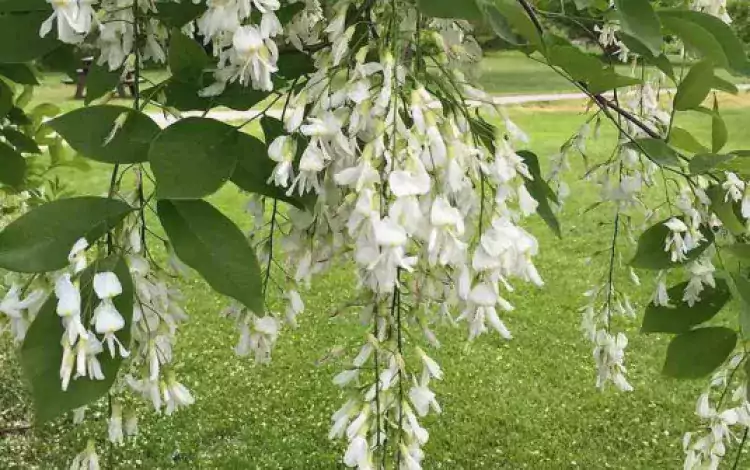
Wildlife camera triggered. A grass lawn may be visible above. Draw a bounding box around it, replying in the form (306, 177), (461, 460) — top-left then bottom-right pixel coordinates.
(3, 93), (750, 468)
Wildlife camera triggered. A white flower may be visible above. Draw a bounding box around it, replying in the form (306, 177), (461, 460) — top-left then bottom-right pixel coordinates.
(268, 136), (297, 187)
(334, 369), (359, 387)
(55, 274), (81, 318)
(722, 172), (745, 202)
(69, 440), (100, 470)
(93, 300), (129, 358)
(416, 347), (443, 380)
(517, 184), (538, 216)
(68, 238), (89, 273)
(40, 0), (96, 45)
(163, 377), (195, 415)
(93, 272), (122, 300)
(231, 25), (279, 91)
(108, 402), (123, 446)
(343, 435), (370, 468)
(285, 289), (304, 327)
(409, 383), (441, 417)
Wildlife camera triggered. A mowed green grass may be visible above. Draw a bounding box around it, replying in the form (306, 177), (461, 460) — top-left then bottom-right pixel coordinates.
(3, 77), (750, 468)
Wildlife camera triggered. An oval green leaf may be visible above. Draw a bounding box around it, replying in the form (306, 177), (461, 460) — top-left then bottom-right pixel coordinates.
(150, 117), (239, 199)
(662, 327), (736, 379)
(158, 200), (264, 314)
(642, 280), (730, 334)
(0, 197), (133, 273)
(48, 105), (160, 164)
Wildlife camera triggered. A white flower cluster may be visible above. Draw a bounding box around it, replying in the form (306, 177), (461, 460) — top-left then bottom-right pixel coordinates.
(594, 22), (630, 63)
(198, 0), (285, 93)
(40, 0), (168, 71)
(244, 2), (545, 466)
(684, 354), (750, 469)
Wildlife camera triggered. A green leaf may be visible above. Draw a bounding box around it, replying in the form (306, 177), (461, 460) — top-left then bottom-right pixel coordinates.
(161, 79), (270, 112)
(688, 153), (734, 174)
(155, 0), (206, 28)
(548, 45), (603, 82)
(158, 200), (264, 314)
(2, 128), (41, 154)
(276, 3), (304, 25)
(626, 138), (682, 167)
(588, 71), (642, 95)
(0, 0), (49, 11)
(630, 218), (714, 270)
(674, 60), (714, 111)
(0, 80), (13, 119)
(84, 62), (121, 105)
(21, 255), (133, 423)
(659, 13), (729, 68)
(480, 1), (522, 45)
(149, 117), (239, 199)
(669, 127), (709, 154)
(276, 51), (315, 80)
(418, 0), (482, 21)
(0, 64), (39, 85)
(0, 12), (59, 63)
(48, 105), (160, 164)
(662, 327), (736, 379)
(642, 280), (730, 333)
(707, 185), (745, 236)
(725, 244), (750, 260)
(518, 150), (561, 237)
(0, 141), (26, 187)
(711, 97), (728, 153)
(713, 75), (739, 94)
(487, 0), (544, 50)
(169, 29), (211, 83)
(0, 197), (133, 273)
(614, 0), (662, 56)
(659, 10), (750, 75)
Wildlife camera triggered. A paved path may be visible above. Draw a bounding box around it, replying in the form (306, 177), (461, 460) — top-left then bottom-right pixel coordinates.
(147, 84), (750, 127)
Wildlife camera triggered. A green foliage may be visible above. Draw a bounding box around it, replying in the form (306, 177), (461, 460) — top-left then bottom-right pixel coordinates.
(641, 280), (731, 333)
(157, 199), (264, 315)
(2, 128), (40, 154)
(669, 127), (709, 154)
(0, 64), (39, 85)
(488, 0), (544, 50)
(614, 0), (662, 56)
(626, 138), (681, 167)
(662, 327), (737, 378)
(150, 117), (239, 199)
(0, 12), (58, 63)
(517, 150), (561, 237)
(0, 142), (26, 187)
(660, 10), (750, 74)
(20, 255), (134, 423)
(418, 0), (483, 21)
(83, 62), (121, 105)
(688, 153), (734, 174)
(711, 97), (728, 153)
(673, 60), (714, 111)
(0, 197), (132, 273)
(48, 105), (160, 164)
(169, 29), (211, 84)
(154, 0), (206, 28)
(630, 218), (714, 270)
(706, 185), (746, 235)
